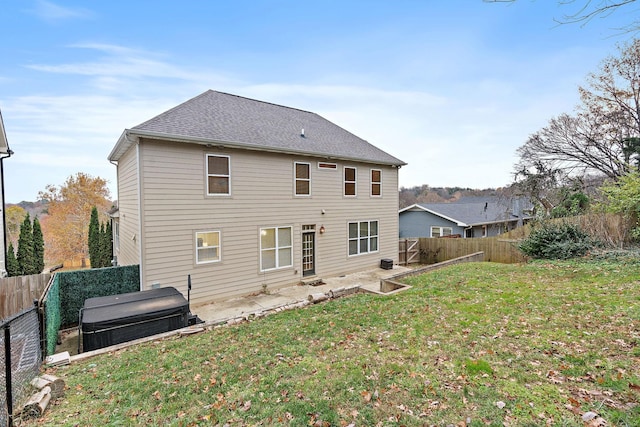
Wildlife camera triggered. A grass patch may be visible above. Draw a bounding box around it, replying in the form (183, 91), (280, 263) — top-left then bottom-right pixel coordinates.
(28, 259), (640, 426)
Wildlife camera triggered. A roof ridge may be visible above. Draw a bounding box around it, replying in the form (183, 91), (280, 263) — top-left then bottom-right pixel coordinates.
(132, 90), (215, 130)
(209, 90), (320, 116)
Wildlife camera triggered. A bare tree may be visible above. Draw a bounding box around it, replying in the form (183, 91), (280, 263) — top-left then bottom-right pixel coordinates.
(484, 0), (638, 31)
(516, 39), (640, 183)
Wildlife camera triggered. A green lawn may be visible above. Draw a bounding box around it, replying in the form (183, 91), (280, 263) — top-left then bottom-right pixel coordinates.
(29, 259), (640, 426)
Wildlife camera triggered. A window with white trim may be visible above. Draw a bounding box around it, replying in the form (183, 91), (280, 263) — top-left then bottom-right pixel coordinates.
(348, 220), (378, 255)
(294, 162), (311, 196)
(371, 169), (381, 196)
(260, 226), (293, 271)
(430, 226), (452, 238)
(344, 167), (356, 196)
(206, 154), (230, 195)
(196, 231), (221, 264)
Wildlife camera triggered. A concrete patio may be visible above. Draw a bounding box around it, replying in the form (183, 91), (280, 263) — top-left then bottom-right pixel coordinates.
(191, 265), (411, 324)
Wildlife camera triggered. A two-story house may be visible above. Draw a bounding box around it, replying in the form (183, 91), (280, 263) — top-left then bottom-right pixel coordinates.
(108, 90), (406, 305)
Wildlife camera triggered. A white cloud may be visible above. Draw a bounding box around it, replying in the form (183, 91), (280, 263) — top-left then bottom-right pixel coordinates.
(29, 0), (93, 23)
(3, 39), (589, 202)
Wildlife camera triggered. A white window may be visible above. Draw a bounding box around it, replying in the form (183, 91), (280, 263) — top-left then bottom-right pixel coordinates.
(371, 169), (381, 197)
(431, 226), (453, 238)
(344, 167), (357, 196)
(260, 226), (293, 271)
(206, 154), (230, 195)
(348, 220), (378, 256)
(196, 231), (221, 264)
(294, 162), (311, 196)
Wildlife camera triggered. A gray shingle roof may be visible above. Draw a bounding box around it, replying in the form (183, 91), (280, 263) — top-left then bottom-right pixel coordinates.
(415, 196), (533, 226)
(109, 90), (405, 166)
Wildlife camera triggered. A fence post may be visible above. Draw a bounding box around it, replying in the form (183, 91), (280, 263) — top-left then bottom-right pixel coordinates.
(4, 325), (13, 426)
(403, 239), (408, 266)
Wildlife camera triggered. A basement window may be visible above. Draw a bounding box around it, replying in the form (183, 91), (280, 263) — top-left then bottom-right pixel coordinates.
(196, 231), (221, 264)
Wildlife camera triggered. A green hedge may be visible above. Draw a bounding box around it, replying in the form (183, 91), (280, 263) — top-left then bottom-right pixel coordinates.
(42, 265), (140, 355)
(59, 265), (140, 326)
(43, 274), (61, 356)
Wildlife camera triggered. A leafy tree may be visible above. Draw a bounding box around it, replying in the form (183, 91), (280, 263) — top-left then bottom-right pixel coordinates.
(102, 220), (113, 267)
(550, 188), (590, 218)
(32, 216), (45, 274)
(5, 205), (26, 248)
(6, 242), (19, 277)
(87, 206), (114, 268)
(88, 206), (101, 267)
(39, 172), (111, 266)
(599, 169), (640, 240)
(16, 213), (35, 275)
(622, 137), (640, 168)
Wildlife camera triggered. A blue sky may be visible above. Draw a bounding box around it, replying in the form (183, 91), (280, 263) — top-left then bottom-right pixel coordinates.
(0, 0), (635, 203)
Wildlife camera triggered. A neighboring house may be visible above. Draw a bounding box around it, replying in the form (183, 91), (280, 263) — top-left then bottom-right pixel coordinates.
(108, 90), (406, 305)
(0, 109), (13, 277)
(399, 196), (533, 238)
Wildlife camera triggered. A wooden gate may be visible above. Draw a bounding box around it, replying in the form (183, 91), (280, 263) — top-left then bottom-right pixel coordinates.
(398, 238), (419, 265)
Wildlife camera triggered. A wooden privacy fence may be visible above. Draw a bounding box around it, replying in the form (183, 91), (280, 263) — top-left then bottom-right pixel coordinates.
(0, 274), (52, 319)
(417, 236), (527, 264)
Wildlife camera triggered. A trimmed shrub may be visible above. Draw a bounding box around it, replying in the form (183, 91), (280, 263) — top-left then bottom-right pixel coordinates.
(518, 221), (598, 259)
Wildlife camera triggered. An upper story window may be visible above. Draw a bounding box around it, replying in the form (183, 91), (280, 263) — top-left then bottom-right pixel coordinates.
(344, 167), (357, 196)
(206, 154), (230, 195)
(260, 226), (293, 271)
(371, 169), (381, 197)
(348, 220), (378, 256)
(318, 162), (337, 170)
(295, 162), (311, 196)
(431, 226), (452, 238)
(196, 231), (221, 264)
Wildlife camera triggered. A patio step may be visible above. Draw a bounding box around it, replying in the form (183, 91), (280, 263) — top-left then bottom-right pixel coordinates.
(301, 277), (324, 286)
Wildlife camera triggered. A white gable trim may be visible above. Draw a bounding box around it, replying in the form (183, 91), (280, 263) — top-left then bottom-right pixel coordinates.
(399, 204), (468, 227)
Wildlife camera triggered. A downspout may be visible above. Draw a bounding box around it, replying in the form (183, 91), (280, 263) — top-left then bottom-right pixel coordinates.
(0, 149), (13, 276)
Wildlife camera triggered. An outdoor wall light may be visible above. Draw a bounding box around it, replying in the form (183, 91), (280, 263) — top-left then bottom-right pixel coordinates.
(319, 225), (325, 234)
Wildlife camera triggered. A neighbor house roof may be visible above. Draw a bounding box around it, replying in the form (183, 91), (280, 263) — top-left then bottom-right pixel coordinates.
(109, 90), (406, 166)
(399, 196), (533, 227)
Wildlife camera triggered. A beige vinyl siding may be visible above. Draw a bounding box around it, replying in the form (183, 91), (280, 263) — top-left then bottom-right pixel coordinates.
(136, 139), (400, 305)
(115, 144), (141, 267)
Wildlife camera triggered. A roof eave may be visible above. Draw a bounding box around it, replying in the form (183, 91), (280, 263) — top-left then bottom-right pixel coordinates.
(400, 204), (468, 227)
(113, 129), (407, 167)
